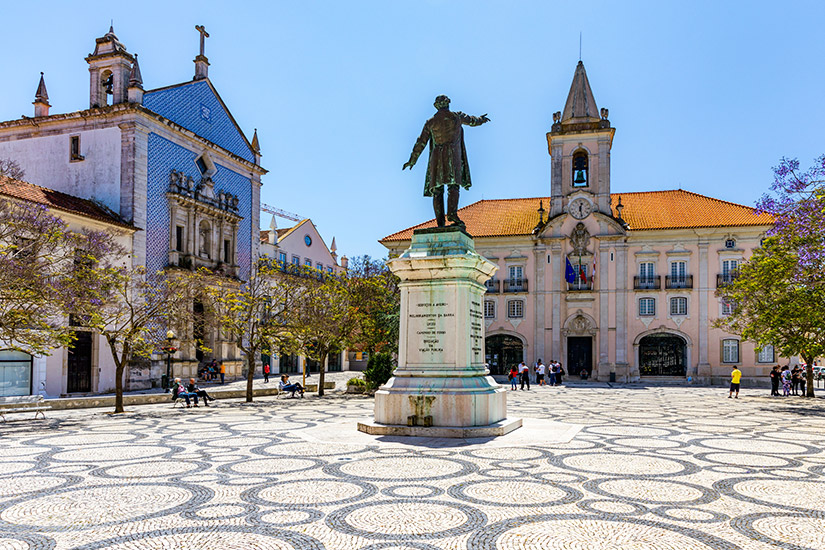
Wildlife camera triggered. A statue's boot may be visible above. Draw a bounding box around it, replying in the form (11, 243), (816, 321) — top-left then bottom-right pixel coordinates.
(446, 186), (464, 227)
(433, 189), (446, 227)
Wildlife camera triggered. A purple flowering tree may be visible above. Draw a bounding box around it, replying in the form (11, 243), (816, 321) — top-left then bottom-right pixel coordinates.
(717, 156), (825, 397)
(0, 197), (115, 355)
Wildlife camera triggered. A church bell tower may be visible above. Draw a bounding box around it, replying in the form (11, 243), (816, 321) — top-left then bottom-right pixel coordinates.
(86, 26), (135, 108)
(547, 61), (615, 218)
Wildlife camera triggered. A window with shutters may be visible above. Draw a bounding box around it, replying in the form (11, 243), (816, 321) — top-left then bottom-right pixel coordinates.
(670, 296), (687, 316)
(722, 339), (740, 363)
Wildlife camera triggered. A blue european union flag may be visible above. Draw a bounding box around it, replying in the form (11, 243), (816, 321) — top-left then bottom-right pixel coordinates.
(565, 257), (576, 284)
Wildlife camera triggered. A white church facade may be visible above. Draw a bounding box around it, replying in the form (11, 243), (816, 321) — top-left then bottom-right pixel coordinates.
(383, 62), (775, 386)
(0, 26), (265, 395)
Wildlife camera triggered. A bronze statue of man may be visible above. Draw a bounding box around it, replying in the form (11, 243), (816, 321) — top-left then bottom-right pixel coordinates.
(403, 95), (490, 227)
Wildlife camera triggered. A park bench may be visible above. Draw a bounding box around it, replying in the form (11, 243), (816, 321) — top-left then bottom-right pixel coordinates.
(0, 395), (51, 422)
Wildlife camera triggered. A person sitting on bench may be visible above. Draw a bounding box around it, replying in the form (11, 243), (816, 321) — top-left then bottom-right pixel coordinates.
(187, 378), (214, 406)
(172, 378), (199, 407)
(279, 374), (304, 398)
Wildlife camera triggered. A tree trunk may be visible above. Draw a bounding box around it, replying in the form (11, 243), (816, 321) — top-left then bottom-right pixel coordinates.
(114, 361), (125, 413)
(246, 350), (255, 403)
(804, 353), (816, 398)
(318, 350), (328, 397)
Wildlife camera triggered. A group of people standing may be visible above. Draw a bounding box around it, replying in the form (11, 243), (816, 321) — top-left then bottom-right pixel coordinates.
(770, 365), (808, 397)
(508, 359), (565, 390)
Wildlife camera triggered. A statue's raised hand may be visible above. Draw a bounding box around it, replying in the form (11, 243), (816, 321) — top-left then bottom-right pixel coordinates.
(403, 161), (415, 170)
(480, 114), (490, 124)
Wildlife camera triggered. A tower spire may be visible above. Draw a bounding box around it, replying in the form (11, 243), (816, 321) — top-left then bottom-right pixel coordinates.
(33, 72), (50, 117)
(129, 54), (143, 88)
(251, 128), (260, 153)
(561, 61), (599, 123)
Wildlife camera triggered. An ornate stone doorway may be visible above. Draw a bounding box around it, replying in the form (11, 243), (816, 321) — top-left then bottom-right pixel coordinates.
(639, 334), (687, 376)
(567, 336), (593, 377)
(485, 335), (523, 376)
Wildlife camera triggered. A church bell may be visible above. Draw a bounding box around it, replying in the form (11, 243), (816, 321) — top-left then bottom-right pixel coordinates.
(574, 170), (586, 184)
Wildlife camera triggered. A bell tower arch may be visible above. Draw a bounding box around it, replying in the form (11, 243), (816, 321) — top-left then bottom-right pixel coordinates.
(85, 26), (134, 107)
(547, 61), (616, 218)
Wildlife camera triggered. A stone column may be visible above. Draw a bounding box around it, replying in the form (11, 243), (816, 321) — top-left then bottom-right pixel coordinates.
(598, 241), (610, 381)
(697, 240), (710, 379)
(550, 241), (563, 363)
(533, 245), (546, 363)
(615, 241), (632, 380)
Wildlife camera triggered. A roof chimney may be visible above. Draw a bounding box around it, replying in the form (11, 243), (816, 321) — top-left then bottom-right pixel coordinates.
(33, 72), (50, 117)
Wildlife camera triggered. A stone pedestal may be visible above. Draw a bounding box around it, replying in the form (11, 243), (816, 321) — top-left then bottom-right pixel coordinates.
(359, 227), (519, 437)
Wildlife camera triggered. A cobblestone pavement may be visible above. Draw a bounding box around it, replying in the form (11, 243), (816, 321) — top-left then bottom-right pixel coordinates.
(1, 384), (824, 549)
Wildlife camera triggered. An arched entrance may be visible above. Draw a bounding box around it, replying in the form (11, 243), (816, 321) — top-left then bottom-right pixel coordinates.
(639, 333), (687, 376)
(485, 335), (523, 376)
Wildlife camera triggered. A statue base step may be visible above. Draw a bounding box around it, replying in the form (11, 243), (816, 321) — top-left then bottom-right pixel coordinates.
(357, 418), (522, 439)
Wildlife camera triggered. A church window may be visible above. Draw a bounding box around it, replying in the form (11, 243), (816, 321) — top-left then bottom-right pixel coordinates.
(507, 300), (524, 319)
(196, 157), (208, 174)
(484, 300), (496, 319)
(69, 136), (84, 161)
(572, 150), (588, 187)
(757, 344), (775, 363)
(722, 339), (740, 363)
(669, 297), (687, 316)
(639, 298), (655, 317)
(176, 226), (184, 252)
(194, 153), (216, 177)
(223, 239), (231, 263)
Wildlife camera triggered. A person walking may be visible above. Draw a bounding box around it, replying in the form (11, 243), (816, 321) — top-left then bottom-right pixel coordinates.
(769, 365), (780, 397)
(508, 365), (518, 390)
(556, 362), (564, 386)
(535, 359), (546, 386)
(263, 363), (270, 383)
(519, 362), (530, 390)
(728, 365), (741, 399)
(219, 362), (226, 385)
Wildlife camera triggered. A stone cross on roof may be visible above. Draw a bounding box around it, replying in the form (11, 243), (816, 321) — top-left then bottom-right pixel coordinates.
(195, 25), (209, 57)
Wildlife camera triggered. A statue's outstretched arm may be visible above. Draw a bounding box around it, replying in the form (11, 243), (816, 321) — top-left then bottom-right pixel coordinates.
(458, 112), (490, 126)
(403, 123), (430, 170)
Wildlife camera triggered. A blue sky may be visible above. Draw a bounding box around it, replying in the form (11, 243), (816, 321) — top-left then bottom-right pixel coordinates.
(1, 1), (823, 259)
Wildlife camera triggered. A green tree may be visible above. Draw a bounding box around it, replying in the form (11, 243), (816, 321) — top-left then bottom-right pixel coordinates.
(715, 237), (825, 397)
(346, 255), (400, 354)
(197, 260), (302, 403)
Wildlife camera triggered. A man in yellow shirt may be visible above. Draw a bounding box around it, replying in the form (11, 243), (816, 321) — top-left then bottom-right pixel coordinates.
(729, 366), (742, 399)
(219, 362), (226, 385)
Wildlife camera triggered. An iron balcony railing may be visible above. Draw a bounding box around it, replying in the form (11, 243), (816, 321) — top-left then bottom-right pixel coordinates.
(633, 275), (661, 290)
(503, 278), (528, 293)
(717, 272), (738, 287)
(567, 280), (593, 291)
(665, 274), (693, 289)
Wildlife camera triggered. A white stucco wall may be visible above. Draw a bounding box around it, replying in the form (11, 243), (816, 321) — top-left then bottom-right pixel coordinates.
(0, 127), (122, 212)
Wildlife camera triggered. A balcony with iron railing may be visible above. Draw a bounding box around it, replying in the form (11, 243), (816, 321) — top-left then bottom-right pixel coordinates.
(567, 279), (593, 292)
(633, 275), (661, 290)
(717, 272), (738, 287)
(665, 274), (693, 289)
(503, 278), (528, 293)
(484, 278), (500, 293)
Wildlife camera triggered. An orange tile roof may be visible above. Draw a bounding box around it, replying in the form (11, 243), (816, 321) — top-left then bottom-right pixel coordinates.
(380, 190), (774, 242)
(0, 175), (135, 229)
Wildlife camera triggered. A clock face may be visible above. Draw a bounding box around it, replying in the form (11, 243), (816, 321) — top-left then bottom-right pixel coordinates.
(304, 235), (312, 247)
(569, 198), (592, 220)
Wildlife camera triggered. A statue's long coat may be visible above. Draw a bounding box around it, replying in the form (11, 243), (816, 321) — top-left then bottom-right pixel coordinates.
(408, 109), (486, 197)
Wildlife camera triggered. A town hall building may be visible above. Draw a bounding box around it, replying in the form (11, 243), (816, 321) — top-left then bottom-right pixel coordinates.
(0, 26), (265, 395)
(382, 61), (775, 386)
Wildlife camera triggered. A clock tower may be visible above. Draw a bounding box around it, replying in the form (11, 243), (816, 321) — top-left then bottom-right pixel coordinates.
(546, 61), (616, 219)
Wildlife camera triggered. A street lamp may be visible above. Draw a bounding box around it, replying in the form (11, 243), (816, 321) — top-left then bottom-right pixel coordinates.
(162, 330), (177, 392)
